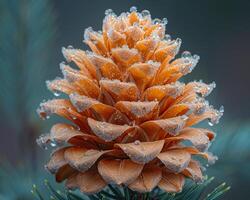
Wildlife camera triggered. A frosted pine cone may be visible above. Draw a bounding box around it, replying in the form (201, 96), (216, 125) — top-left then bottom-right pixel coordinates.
(37, 7), (223, 194)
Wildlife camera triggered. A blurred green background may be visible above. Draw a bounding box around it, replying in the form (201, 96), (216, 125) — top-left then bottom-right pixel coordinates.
(0, 0), (249, 199)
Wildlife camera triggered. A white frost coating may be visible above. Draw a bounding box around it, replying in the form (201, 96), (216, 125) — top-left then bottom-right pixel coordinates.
(180, 52), (200, 75)
(127, 101), (158, 118)
(193, 80), (216, 97)
(36, 134), (50, 150)
(208, 105), (224, 126)
(37, 101), (53, 117)
(144, 82), (184, 101)
(193, 139), (210, 152)
(174, 38), (182, 55)
(204, 152), (218, 166)
(112, 46), (139, 60)
(126, 25), (144, 42)
(128, 152), (156, 164)
(161, 38), (182, 56)
(84, 27), (94, 41)
(194, 103), (207, 115)
(65, 148), (103, 172)
(69, 93), (98, 112)
(60, 62), (77, 82)
(169, 81), (185, 97)
(61, 46), (81, 63)
(59, 61), (67, 72)
(157, 150), (191, 173)
(100, 79), (138, 96)
(188, 98), (207, 116)
(152, 117), (186, 136)
(147, 60), (161, 68)
(87, 118), (132, 141)
(107, 28), (126, 42)
(37, 99), (73, 121)
(46, 77), (62, 92)
(88, 51), (114, 66)
(118, 140), (164, 164)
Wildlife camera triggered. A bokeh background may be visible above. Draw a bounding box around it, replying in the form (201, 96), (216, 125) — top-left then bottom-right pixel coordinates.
(0, 0), (250, 199)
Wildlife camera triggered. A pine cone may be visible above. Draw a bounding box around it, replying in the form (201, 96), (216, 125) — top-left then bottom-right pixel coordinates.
(37, 7), (223, 194)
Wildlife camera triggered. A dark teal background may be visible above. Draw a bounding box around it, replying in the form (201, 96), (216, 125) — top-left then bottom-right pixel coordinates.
(0, 0), (250, 199)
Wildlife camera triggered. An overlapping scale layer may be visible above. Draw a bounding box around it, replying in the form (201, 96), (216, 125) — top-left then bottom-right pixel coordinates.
(37, 7), (223, 194)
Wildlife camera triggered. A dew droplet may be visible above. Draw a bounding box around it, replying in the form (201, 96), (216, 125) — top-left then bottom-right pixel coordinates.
(176, 38), (182, 44)
(67, 45), (74, 49)
(193, 54), (200, 61)
(181, 115), (188, 121)
(201, 166), (207, 171)
(174, 38), (182, 54)
(206, 81), (216, 96)
(132, 21), (139, 27)
(50, 140), (57, 147)
(210, 81), (216, 88)
(105, 9), (113, 16)
(164, 34), (171, 41)
(152, 18), (161, 24)
(141, 10), (150, 17)
(162, 17), (168, 25)
(208, 121), (213, 126)
(151, 32), (160, 40)
(84, 27), (93, 41)
(219, 105), (224, 113)
(36, 134), (49, 150)
(130, 6), (137, 12)
(61, 46), (75, 62)
(208, 154), (218, 165)
(134, 140), (141, 145)
(53, 92), (60, 97)
(197, 176), (205, 184)
(206, 85), (213, 96)
(182, 51), (192, 58)
(208, 105), (224, 126)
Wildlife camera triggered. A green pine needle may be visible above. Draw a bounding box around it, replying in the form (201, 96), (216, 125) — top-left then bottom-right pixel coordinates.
(33, 177), (229, 200)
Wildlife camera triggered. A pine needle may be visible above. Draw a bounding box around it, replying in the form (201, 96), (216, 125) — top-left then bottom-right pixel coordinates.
(33, 178), (229, 200)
